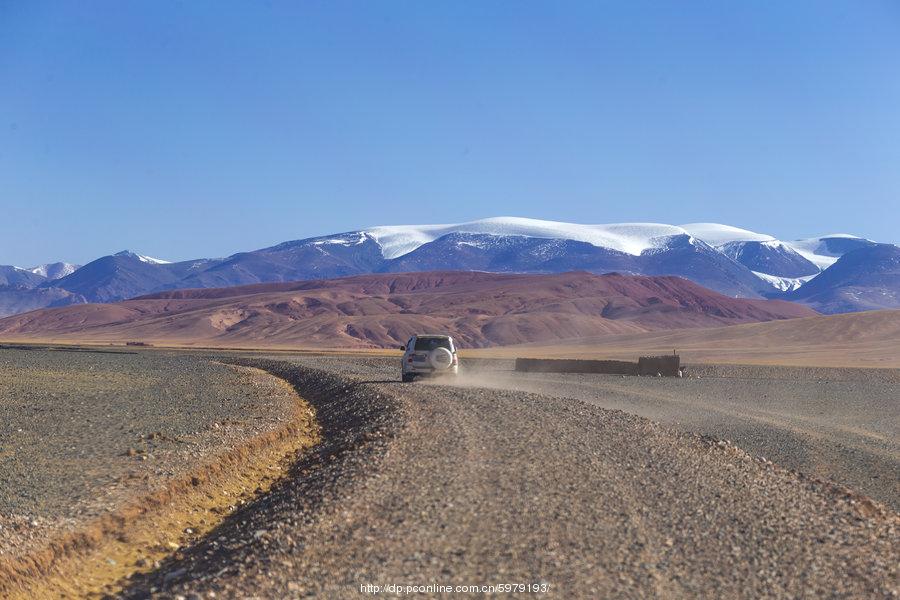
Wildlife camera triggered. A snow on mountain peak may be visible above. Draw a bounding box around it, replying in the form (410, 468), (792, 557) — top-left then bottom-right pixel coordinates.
(679, 223), (775, 246)
(115, 250), (172, 264)
(364, 217), (689, 259)
(28, 262), (79, 279)
(137, 254), (171, 264)
(355, 218), (873, 293)
(815, 233), (862, 240)
(751, 271), (817, 292)
(783, 235), (869, 271)
(309, 219), (872, 277)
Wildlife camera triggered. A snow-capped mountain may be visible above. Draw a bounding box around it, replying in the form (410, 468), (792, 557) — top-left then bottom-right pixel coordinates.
(45, 252), (213, 303)
(0, 265), (46, 288)
(0, 262), (84, 317)
(787, 235), (877, 271)
(679, 223), (877, 289)
(29, 262), (80, 280)
(782, 243), (900, 313)
(313, 219), (882, 298)
(679, 223), (775, 246)
(364, 218), (690, 259)
(2, 217), (896, 317)
(719, 241), (819, 278)
(183, 219), (771, 298)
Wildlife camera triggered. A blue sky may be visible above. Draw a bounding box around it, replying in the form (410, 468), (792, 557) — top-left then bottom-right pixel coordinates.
(1, 1), (898, 266)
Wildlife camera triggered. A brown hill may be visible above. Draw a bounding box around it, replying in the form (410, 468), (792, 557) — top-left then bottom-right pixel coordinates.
(479, 309), (900, 368)
(0, 271), (815, 349)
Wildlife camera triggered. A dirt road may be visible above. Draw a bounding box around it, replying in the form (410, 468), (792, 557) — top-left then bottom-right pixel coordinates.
(447, 360), (900, 512)
(121, 356), (898, 598)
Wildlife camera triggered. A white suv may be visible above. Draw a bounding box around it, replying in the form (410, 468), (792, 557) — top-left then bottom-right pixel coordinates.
(400, 335), (459, 382)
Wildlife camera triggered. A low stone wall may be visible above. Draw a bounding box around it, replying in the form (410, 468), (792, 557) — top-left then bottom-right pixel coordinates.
(515, 356), (681, 376)
(637, 355), (681, 377)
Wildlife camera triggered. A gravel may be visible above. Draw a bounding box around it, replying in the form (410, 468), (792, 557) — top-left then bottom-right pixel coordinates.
(120, 356), (899, 599)
(447, 359), (900, 511)
(0, 348), (297, 557)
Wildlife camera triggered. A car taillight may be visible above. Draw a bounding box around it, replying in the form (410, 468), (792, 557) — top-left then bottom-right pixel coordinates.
(407, 357), (413, 363)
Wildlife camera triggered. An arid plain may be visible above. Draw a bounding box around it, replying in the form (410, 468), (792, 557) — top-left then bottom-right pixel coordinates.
(0, 274), (898, 597)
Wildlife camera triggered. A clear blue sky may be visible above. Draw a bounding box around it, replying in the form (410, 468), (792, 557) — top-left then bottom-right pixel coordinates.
(2, 1), (898, 266)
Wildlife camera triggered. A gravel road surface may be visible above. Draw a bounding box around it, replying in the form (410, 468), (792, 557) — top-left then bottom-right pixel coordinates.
(448, 360), (900, 512)
(122, 356), (898, 599)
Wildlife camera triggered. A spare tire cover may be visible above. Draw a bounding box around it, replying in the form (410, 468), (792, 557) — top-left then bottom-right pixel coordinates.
(429, 347), (453, 370)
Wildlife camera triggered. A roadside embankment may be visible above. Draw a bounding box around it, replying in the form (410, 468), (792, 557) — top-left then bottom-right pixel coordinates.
(0, 350), (320, 598)
(119, 357), (405, 597)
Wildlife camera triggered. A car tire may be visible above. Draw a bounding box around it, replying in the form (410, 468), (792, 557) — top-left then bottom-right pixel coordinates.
(402, 373), (415, 383)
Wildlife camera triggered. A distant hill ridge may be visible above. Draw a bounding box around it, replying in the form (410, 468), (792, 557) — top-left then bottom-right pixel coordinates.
(0, 271), (816, 349)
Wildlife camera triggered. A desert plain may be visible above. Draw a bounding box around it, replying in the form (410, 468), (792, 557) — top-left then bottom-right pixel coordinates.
(0, 274), (898, 598)
(0, 331), (897, 598)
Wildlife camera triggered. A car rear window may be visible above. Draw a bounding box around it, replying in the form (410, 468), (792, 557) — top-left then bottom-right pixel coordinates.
(414, 337), (453, 352)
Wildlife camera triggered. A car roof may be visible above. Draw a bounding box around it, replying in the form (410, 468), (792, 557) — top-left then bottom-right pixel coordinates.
(414, 334), (452, 339)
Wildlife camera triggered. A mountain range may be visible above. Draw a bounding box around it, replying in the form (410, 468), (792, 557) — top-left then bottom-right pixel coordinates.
(1, 217), (897, 317)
